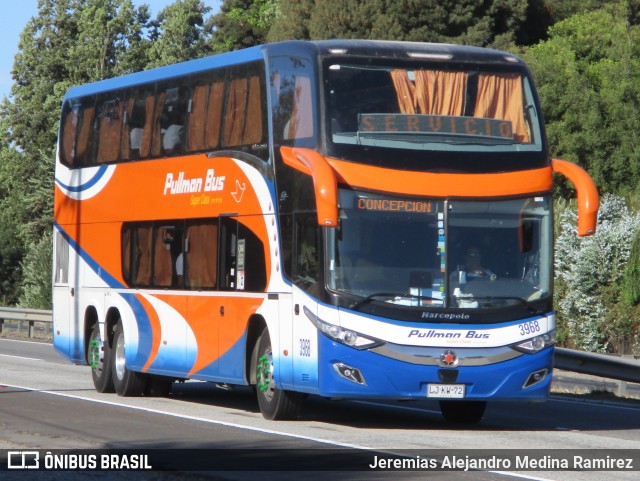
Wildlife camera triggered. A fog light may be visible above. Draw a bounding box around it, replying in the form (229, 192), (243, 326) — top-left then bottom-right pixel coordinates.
(333, 362), (366, 385)
(523, 368), (548, 388)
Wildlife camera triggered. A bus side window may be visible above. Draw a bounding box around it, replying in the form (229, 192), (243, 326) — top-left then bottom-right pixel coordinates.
(154, 224), (183, 288)
(60, 100), (79, 167)
(206, 81), (224, 150)
(155, 83), (188, 156)
(128, 224), (153, 287)
(185, 221), (218, 289)
(54, 231), (69, 284)
(187, 73), (224, 153)
(222, 63), (267, 159)
(120, 86), (156, 160)
(294, 212), (319, 288)
(75, 97), (96, 167)
(188, 81), (209, 152)
(270, 56), (316, 145)
(95, 94), (123, 164)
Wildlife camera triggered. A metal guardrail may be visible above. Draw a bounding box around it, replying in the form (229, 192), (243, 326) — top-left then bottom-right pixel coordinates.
(554, 347), (640, 384)
(0, 306), (53, 338)
(1, 307), (638, 387)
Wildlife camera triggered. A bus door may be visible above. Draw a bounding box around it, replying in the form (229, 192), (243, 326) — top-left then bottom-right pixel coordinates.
(53, 228), (83, 362)
(291, 212), (321, 390)
(217, 216), (243, 381)
(182, 217), (224, 380)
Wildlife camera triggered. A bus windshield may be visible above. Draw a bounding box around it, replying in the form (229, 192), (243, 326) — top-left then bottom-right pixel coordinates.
(325, 61), (543, 153)
(326, 191), (552, 312)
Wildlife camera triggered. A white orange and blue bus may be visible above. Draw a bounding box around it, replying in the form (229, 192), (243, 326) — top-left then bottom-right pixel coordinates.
(53, 40), (598, 423)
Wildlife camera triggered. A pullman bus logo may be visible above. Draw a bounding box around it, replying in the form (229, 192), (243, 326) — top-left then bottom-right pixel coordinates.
(439, 350), (459, 368)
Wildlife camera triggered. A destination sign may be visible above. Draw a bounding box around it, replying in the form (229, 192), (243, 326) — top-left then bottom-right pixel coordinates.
(358, 113), (514, 140)
(356, 197), (432, 214)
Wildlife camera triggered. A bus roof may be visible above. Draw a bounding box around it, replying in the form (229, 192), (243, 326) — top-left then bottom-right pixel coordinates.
(63, 39), (524, 100)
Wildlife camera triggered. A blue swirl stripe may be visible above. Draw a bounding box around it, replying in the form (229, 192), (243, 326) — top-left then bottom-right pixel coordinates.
(55, 165), (110, 193)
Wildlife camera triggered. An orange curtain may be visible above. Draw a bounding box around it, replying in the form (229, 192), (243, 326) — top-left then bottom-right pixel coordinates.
(243, 75), (263, 144)
(96, 102), (123, 163)
(475, 73), (529, 142)
(76, 107), (95, 165)
(120, 98), (135, 160)
(390, 69), (468, 116)
(206, 81), (224, 149)
(188, 84), (208, 151)
(134, 226), (153, 286)
(151, 92), (166, 157)
(186, 223), (218, 289)
(414, 70), (467, 116)
(390, 70), (416, 114)
(153, 229), (173, 287)
(140, 95), (155, 158)
(223, 77), (248, 147)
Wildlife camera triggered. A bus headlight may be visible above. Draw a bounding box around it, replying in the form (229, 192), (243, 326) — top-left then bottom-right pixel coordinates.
(513, 330), (556, 353)
(304, 306), (381, 349)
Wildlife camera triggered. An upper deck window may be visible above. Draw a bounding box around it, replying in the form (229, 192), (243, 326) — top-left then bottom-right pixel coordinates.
(325, 61), (542, 154)
(59, 61), (268, 168)
(270, 55), (318, 148)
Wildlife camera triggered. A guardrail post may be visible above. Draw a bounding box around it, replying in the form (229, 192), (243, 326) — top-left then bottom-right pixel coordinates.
(28, 320), (34, 338)
(617, 380), (628, 396)
(0, 318), (3, 333)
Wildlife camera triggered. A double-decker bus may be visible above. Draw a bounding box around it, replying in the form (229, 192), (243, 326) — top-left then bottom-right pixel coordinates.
(53, 40), (598, 423)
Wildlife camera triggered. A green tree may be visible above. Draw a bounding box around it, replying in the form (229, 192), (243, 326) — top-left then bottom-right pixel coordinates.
(0, 0), (150, 308)
(268, 0), (549, 49)
(209, 0), (277, 53)
(524, 1), (640, 195)
(147, 0), (212, 68)
(265, 0), (313, 42)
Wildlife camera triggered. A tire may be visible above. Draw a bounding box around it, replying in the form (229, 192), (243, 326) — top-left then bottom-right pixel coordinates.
(88, 323), (114, 393)
(255, 328), (304, 420)
(111, 320), (147, 397)
(439, 400), (487, 423)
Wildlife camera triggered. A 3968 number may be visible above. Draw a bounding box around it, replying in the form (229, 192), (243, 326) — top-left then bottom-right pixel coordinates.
(518, 320), (541, 336)
(299, 338), (311, 357)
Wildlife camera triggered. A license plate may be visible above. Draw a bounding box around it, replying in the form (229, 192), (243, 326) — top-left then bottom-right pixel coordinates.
(427, 383), (466, 399)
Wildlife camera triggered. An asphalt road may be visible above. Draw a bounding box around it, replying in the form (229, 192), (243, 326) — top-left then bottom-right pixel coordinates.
(1, 338), (640, 481)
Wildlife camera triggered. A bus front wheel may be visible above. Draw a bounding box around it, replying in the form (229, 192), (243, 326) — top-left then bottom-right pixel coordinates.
(111, 320), (147, 397)
(439, 400), (486, 423)
(89, 323), (114, 393)
(255, 328), (303, 420)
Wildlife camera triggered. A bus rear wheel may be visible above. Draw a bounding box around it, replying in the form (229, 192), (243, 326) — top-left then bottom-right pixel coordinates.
(111, 320), (147, 397)
(89, 323), (114, 393)
(255, 328), (303, 420)
(439, 400), (486, 423)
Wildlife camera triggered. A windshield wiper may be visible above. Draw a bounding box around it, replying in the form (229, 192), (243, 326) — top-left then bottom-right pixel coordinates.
(349, 292), (438, 311)
(461, 296), (543, 313)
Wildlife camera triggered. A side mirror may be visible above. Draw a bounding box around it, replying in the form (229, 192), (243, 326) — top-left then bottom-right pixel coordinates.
(552, 159), (599, 236)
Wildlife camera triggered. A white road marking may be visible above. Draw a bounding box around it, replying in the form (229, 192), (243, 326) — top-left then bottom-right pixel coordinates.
(0, 381), (559, 480)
